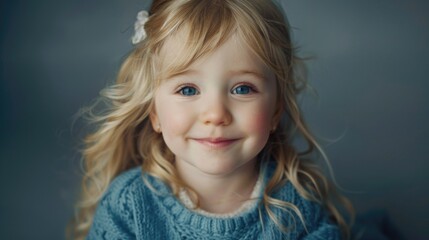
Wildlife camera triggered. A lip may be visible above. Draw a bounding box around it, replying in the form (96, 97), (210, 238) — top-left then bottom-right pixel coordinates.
(192, 137), (239, 149)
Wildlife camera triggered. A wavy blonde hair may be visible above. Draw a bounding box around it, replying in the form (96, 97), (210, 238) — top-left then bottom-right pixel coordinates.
(68, 0), (353, 239)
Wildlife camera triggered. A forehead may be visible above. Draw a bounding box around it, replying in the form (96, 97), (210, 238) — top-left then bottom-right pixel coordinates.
(157, 30), (272, 80)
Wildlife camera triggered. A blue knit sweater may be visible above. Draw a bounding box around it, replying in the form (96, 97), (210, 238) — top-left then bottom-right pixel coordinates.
(87, 163), (341, 239)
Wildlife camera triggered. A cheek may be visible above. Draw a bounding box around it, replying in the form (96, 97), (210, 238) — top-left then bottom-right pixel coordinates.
(242, 85), (278, 135)
(156, 103), (194, 137)
(250, 113), (272, 135)
(156, 107), (193, 152)
(238, 106), (273, 136)
(160, 115), (185, 136)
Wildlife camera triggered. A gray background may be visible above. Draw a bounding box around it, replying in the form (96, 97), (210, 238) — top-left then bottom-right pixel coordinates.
(1, 0), (428, 239)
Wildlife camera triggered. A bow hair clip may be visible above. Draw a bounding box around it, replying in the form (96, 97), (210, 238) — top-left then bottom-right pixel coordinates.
(132, 10), (149, 44)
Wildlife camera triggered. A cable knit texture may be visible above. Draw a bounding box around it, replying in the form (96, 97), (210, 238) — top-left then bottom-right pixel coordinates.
(87, 163), (341, 239)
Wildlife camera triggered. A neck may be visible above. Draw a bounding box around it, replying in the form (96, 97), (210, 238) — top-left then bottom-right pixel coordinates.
(175, 159), (259, 214)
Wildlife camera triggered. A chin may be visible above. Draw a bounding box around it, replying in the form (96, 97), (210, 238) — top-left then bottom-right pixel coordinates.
(197, 166), (237, 176)
(193, 158), (254, 177)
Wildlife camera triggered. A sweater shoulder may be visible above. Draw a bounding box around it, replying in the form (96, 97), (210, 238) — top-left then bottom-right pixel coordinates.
(265, 162), (331, 223)
(273, 181), (341, 239)
(87, 167), (144, 239)
(104, 167), (143, 197)
(273, 182), (320, 219)
(99, 167), (142, 204)
(102, 166), (146, 214)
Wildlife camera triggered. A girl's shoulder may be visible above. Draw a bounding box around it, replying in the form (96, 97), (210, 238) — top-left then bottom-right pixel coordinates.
(274, 181), (327, 222)
(94, 167), (145, 218)
(100, 166), (168, 206)
(264, 161), (322, 212)
(88, 167), (144, 239)
(102, 166), (143, 199)
(265, 162), (341, 238)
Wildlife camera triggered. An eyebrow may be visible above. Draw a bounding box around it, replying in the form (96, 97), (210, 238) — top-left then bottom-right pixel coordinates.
(166, 69), (267, 81)
(166, 69), (199, 80)
(228, 70), (267, 81)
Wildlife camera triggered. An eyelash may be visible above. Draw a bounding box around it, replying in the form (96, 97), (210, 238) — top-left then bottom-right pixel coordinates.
(175, 82), (258, 96)
(176, 84), (200, 96)
(231, 83), (257, 95)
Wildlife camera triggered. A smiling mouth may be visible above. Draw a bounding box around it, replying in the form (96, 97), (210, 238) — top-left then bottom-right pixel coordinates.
(192, 138), (239, 149)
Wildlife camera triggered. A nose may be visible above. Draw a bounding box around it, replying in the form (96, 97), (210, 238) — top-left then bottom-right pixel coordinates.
(199, 95), (232, 126)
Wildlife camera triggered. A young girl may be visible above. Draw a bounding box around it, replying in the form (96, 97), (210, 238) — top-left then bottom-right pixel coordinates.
(70, 0), (352, 239)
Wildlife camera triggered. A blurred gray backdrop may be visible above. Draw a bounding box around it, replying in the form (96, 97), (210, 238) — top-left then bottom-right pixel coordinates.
(1, 0), (428, 239)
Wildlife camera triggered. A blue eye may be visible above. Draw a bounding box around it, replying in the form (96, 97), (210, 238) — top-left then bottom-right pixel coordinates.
(179, 86), (199, 96)
(232, 85), (252, 95)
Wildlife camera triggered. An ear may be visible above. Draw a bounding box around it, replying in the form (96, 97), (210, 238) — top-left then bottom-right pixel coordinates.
(149, 110), (161, 133)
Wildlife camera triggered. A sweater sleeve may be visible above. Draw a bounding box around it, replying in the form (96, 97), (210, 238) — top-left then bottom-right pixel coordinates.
(86, 170), (140, 240)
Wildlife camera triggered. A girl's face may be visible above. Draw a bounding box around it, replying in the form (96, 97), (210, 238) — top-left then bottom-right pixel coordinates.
(151, 35), (278, 177)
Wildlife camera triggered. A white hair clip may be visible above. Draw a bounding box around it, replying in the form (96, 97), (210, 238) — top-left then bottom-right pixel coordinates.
(132, 10), (149, 45)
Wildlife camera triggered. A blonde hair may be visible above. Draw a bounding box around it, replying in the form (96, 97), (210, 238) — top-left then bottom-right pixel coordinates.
(68, 0), (353, 239)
